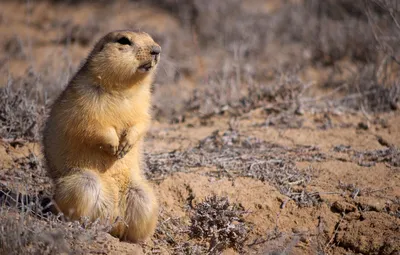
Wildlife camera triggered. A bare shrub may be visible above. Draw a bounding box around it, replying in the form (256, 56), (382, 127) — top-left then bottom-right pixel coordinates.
(189, 196), (248, 253)
(273, 0), (398, 65)
(145, 0), (268, 49)
(365, 0), (400, 66)
(144, 0), (272, 121)
(0, 80), (45, 141)
(59, 22), (100, 46)
(145, 0), (400, 118)
(308, 0), (378, 64)
(343, 64), (399, 112)
(272, 1), (400, 113)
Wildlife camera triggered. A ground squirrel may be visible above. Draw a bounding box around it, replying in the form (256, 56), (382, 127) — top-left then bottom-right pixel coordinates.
(43, 30), (160, 242)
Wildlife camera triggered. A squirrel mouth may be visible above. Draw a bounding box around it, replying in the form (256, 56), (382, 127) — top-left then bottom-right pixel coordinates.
(138, 62), (153, 73)
(137, 55), (159, 73)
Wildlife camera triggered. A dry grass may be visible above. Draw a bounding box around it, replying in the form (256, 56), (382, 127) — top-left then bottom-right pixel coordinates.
(1, 0), (399, 126)
(0, 81), (45, 141)
(185, 71), (307, 121)
(333, 144), (400, 167)
(1, 147), (52, 195)
(0, 143), (116, 254)
(150, 212), (188, 253)
(0, 191), (118, 255)
(138, 0), (400, 123)
(273, 0), (398, 64)
(146, 127), (325, 207)
(0, 207), (68, 255)
(354, 147), (400, 167)
(274, 0), (400, 112)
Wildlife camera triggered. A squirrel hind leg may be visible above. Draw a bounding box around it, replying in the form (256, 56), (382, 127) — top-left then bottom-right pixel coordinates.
(54, 169), (117, 222)
(119, 181), (158, 243)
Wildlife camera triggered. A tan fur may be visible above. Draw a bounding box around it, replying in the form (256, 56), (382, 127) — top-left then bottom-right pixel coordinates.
(43, 30), (160, 243)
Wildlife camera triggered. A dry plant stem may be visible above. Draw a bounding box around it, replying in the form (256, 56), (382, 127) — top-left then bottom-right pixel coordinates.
(325, 213), (345, 251)
(365, 0), (400, 65)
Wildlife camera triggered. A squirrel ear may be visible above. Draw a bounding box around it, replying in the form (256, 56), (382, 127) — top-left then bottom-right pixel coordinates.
(91, 35), (112, 55)
(94, 44), (104, 53)
(92, 40), (106, 54)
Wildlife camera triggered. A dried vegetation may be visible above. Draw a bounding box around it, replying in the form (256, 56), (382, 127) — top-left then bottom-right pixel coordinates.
(189, 196), (249, 253)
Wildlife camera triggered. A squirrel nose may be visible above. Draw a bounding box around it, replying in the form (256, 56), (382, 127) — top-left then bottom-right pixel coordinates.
(150, 45), (161, 55)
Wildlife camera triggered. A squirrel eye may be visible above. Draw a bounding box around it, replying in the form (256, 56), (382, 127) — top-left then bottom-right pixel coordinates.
(116, 37), (132, 45)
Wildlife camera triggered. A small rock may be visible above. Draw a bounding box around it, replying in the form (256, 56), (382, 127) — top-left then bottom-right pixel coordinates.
(292, 227), (308, 234)
(377, 136), (391, 147)
(331, 201), (357, 213)
(357, 122), (369, 130)
(295, 106), (304, 115)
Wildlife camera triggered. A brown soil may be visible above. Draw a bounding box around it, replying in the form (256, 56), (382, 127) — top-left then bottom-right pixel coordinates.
(0, 1), (399, 254)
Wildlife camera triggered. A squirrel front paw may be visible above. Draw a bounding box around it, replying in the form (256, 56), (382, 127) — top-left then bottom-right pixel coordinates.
(116, 129), (138, 159)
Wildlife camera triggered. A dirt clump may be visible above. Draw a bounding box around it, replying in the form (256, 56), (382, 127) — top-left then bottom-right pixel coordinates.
(336, 212), (400, 254)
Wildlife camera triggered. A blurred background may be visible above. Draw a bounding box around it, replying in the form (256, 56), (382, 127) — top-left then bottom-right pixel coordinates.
(0, 0), (399, 140)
